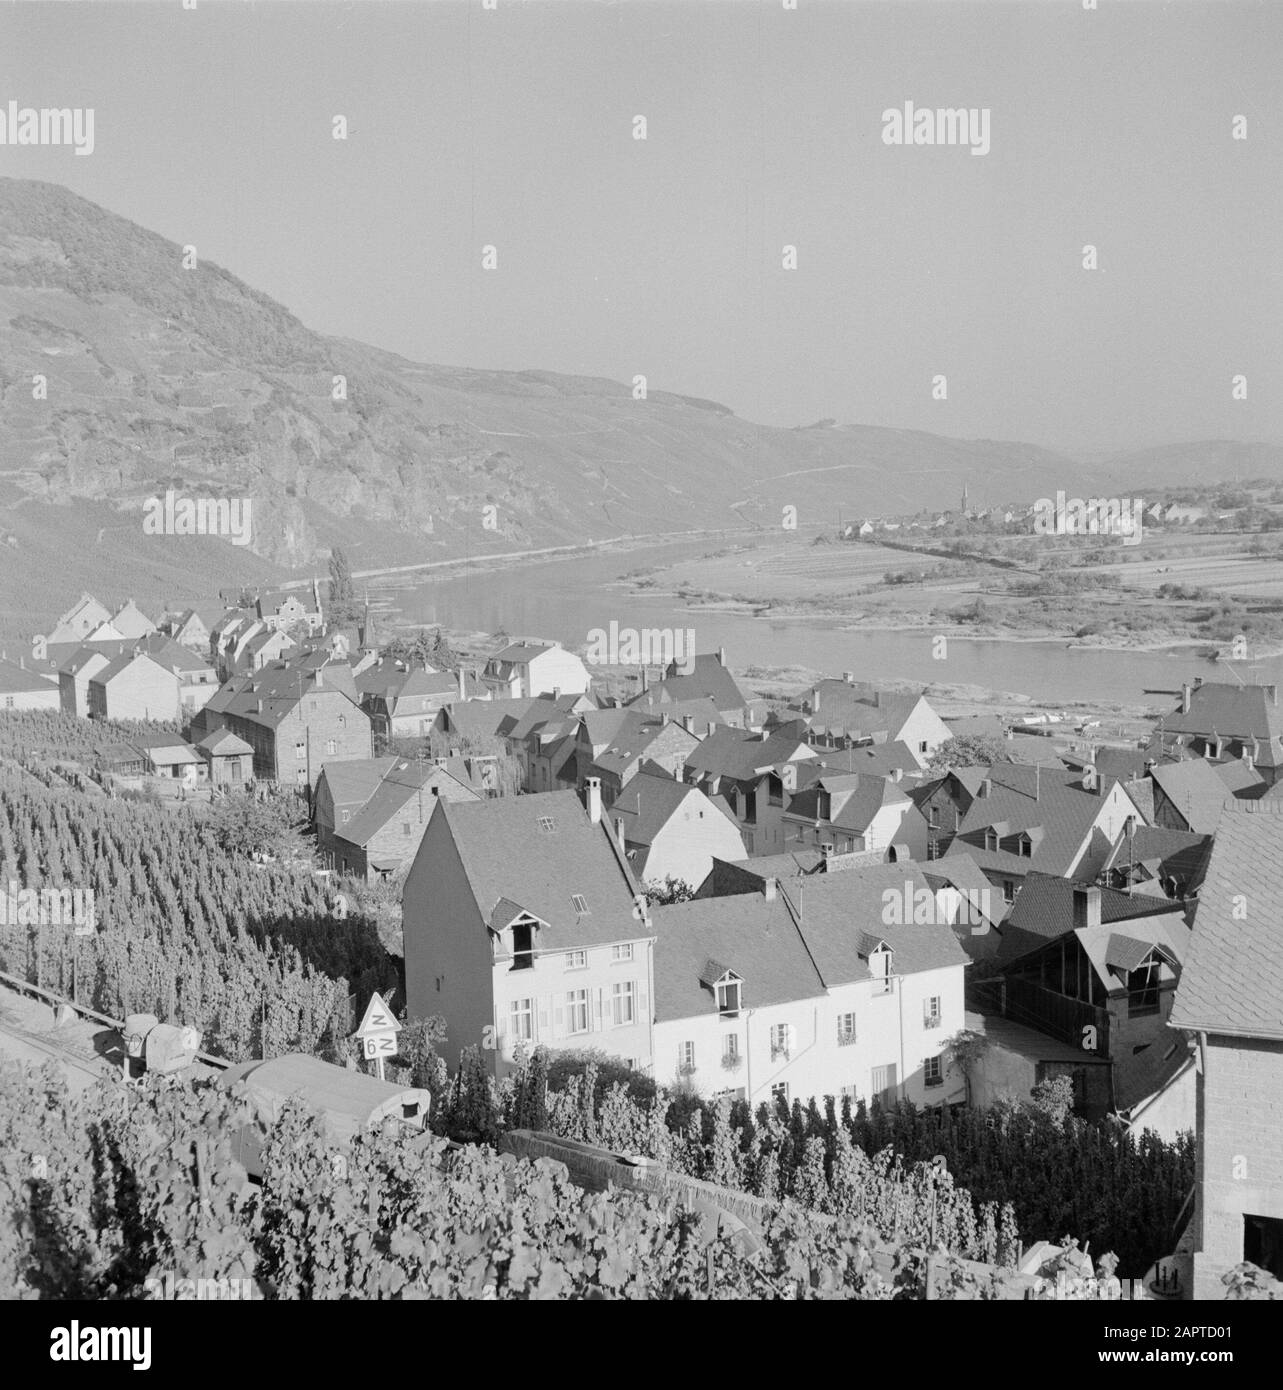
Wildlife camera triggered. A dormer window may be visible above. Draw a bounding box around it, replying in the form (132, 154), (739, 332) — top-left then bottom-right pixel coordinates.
(511, 919), (535, 971)
(984, 828), (998, 852)
(870, 946), (894, 994)
(716, 976), (741, 1018)
(1018, 834), (1032, 859)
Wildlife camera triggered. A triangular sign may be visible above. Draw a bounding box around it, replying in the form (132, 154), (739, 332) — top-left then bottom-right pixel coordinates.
(354, 992), (400, 1037)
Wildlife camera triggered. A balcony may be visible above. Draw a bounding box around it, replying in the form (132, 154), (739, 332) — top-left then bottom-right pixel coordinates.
(970, 976), (1111, 1055)
(836, 1029), (858, 1048)
(923, 1014), (943, 1030)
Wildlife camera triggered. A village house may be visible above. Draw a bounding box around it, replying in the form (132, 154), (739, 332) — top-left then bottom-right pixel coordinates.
(624, 650), (752, 727)
(87, 652), (182, 722)
(652, 862), (970, 1109)
(970, 876), (1193, 1118)
(1155, 678), (1283, 787)
(434, 692), (593, 751)
(195, 728), (255, 786)
(358, 661), (483, 741)
(789, 677), (952, 767)
(191, 660), (373, 788)
(253, 583), (324, 636)
(57, 635), (217, 717)
(1170, 802), (1283, 1296)
(782, 770), (931, 860)
(682, 720), (820, 855)
(42, 593), (114, 646)
(314, 755), (484, 879)
(0, 657), (60, 711)
(607, 766), (747, 890)
(480, 639), (592, 700)
(932, 764), (1147, 912)
(101, 599), (156, 641)
(1148, 758), (1233, 835)
(158, 608), (210, 651)
(572, 708), (703, 805)
(135, 733), (207, 785)
(402, 781), (655, 1074)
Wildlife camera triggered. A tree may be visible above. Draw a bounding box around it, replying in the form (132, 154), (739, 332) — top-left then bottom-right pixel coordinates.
(926, 734), (1009, 775)
(327, 546), (360, 626)
(946, 1030), (992, 1106)
(644, 876), (697, 907)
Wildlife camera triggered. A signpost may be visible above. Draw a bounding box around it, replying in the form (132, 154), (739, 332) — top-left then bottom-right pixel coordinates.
(352, 992), (400, 1081)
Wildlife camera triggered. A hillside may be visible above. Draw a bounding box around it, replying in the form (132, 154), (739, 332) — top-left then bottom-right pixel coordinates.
(1, 176), (1281, 643)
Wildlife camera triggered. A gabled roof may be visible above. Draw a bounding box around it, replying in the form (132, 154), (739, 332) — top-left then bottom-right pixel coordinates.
(0, 659), (58, 694)
(317, 756), (398, 806)
(1169, 802), (1283, 1040)
(490, 641), (561, 665)
(785, 771), (910, 834)
(997, 871), (1187, 966)
(1211, 758), (1269, 797)
(1098, 825), (1212, 889)
(90, 651), (176, 688)
(195, 728), (254, 757)
(796, 680), (927, 741)
(625, 653), (749, 716)
(333, 759), (481, 849)
(650, 893), (826, 1022)
(684, 721), (816, 783)
(426, 791), (647, 951)
(1161, 681), (1283, 749)
(608, 769), (739, 849)
(442, 696), (557, 743)
(780, 862), (971, 987)
(1149, 759), (1231, 834)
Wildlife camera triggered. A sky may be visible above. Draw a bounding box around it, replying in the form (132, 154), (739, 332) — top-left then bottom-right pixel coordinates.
(0, 0), (1279, 455)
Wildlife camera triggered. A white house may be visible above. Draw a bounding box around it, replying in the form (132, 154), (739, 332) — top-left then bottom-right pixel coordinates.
(481, 640), (592, 700)
(652, 861), (971, 1109)
(608, 768), (747, 891)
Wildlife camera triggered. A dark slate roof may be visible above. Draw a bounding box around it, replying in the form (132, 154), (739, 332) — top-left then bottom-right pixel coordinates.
(1099, 825), (1212, 887)
(1169, 801), (1283, 1039)
(0, 659), (58, 694)
(684, 721), (816, 783)
(433, 790), (648, 951)
(90, 651), (175, 687)
(650, 893), (826, 1022)
(799, 741), (921, 781)
(625, 653), (750, 716)
(202, 662), (364, 728)
(1161, 682), (1283, 748)
(195, 728), (253, 756)
(335, 759), (481, 848)
(318, 757), (397, 806)
(1122, 778), (1155, 822)
(1149, 759), (1232, 834)
(783, 863), (971, 987)
(998, 870), (1185, 965)
(1211, 758), (1269, 798)
(608, 769), (738, 848)
(786, 772), (910, 835)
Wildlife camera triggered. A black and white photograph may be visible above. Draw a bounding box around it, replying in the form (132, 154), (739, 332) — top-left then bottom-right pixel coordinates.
(0, 0), (1279, 1348)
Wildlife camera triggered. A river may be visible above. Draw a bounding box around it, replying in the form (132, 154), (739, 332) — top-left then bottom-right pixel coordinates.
(388, 539), (1279, 708)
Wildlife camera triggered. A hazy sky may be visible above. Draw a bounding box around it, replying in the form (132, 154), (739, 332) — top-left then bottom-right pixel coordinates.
(1, 0), (1279, 454)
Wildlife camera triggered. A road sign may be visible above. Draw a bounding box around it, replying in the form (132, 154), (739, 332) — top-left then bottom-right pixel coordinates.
(363, 1034), (397, 1060)
(354, 993), (400, 1039)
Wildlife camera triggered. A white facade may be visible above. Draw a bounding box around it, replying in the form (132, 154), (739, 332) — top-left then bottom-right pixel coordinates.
(654, 959), (967, 1110)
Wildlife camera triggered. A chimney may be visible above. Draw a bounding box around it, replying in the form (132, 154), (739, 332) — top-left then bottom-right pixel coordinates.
(1270, 685), (1279, 707)
(615, 816), (627, 853)
(820, 842), (833, 864)
(1072, 885), (1102, 931)
(891, 766), (903, 783)
(813, 688), (821, 714)
(457, 666), (466, 700)
(682, 714), (694, 734)
(977, 778), (991, 799)
(315, 668), (324, 688)
(641, 667), (649, 692)
(717, 647), (726, 667)
(1180, 683), (1191, 714)
(1082, 765), (1097, 793)
(661, 711), (670, 726)
(1247, 737), (1259, 771)
(586, 777), (602, 824)
(762, 876), (776, 902)
(553, 686), (561, 700)
(672, 763), (681, 779)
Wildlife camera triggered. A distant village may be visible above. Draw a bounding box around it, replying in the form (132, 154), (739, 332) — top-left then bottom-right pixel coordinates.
(0, 576), (1280, 1301)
